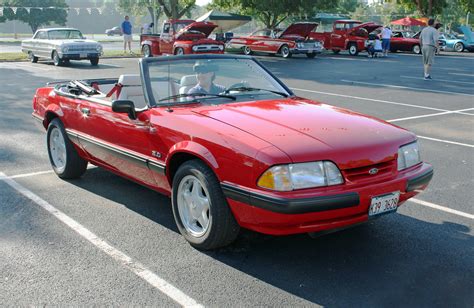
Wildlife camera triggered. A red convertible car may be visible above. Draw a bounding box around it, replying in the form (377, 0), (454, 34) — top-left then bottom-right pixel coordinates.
(32, 55), (433, 249)
(226, 22), (323, 58)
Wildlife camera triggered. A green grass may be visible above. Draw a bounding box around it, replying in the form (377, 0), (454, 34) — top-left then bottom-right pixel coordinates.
(0, 50), (142, 62)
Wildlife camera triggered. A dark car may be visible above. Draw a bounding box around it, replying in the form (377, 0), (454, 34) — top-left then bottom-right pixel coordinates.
(105, 26), (122, 36)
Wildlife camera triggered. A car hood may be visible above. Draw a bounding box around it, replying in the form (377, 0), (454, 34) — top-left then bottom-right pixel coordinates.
(192, 98), (414, 169)
(459, 26), (474, 43)
(350, 22), (382, 35)
(177, 22), (218, 39)
(280, 23), (318, 39)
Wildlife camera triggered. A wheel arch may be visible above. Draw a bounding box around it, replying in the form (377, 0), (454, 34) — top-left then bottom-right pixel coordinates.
(166, 141), (219, 185)
(43, 107), (63, 129)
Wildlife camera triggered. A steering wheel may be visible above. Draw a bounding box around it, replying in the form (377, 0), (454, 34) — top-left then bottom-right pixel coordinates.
(226, 81), (250, 91)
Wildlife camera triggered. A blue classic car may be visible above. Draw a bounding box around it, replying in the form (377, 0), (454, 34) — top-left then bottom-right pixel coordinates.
(438, 26), (474, 52)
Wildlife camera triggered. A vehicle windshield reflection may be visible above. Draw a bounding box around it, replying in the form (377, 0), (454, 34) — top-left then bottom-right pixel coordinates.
(146, 57), (291, 106)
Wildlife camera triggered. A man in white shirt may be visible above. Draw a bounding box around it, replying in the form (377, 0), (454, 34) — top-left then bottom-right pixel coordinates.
(381, 26), (392, 57)
(419, 18), (440, 80)
(141, 22), (154, 34)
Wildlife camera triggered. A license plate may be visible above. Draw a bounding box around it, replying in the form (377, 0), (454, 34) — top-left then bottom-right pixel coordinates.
(369, 191), (400, 217)
(80, 53), (87, 58)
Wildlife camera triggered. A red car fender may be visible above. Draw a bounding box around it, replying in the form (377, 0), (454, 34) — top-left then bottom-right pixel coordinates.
(173, 42), (193, 54)
(166, 140), (219, 181)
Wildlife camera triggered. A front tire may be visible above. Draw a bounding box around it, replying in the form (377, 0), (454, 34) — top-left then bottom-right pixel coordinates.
(172, 160), (240, 250)
(52, 51), (63, 66)
(454, 42), (464, 52)
(142, 44), (152, 57)
(279, 44), (292, 58)
(90, 58), (99, 66)
(175, 47), (184, 55)
(47, 118), (88, 179)
(348, 43), (358, 56)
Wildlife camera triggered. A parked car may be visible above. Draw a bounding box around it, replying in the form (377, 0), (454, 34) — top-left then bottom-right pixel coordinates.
(438, 26), (474, 52)
(390, 30), (421, 54)
(310, 20), (381, 56)
(22, 28), (103, 66)
(140, 20), (224, 57)
(226, 22), (323, 58)
(105, 26), (122, 36)
(32, 54), (433, 250)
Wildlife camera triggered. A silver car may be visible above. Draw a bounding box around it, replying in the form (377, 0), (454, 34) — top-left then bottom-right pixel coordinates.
(22, 28), (103, 66)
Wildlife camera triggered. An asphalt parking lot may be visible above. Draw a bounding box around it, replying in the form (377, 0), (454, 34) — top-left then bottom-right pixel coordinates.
(0, 51), (473, 306)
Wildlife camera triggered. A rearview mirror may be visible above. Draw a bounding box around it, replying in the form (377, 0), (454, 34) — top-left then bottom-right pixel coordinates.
(112, 100), (137, 120)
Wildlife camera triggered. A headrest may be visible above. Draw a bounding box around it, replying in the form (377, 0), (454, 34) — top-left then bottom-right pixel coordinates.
(118, 74), (141, 86)
(180, 75), (197, 87)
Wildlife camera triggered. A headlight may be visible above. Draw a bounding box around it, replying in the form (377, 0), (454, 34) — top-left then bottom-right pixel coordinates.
(62, 46), (69, 53)
(397, 141), (421, 171)
(296, 42), (303, 48)
(218, 45), (224, 51)
(96, 45), (103, 52)
(314, 42), (321, 47)
(192, 46), (198, 51)
(257, 161), (343, 191)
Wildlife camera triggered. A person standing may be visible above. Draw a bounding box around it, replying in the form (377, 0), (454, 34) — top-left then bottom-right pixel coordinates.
(121, 15), (133, 54)
(420, 18), (440, 80)
(141, 22), (154, 34)
(381, 25), (392, 57)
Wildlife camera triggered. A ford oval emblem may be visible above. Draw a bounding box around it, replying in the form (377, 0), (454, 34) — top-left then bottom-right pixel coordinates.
(369, 168), (379, 175)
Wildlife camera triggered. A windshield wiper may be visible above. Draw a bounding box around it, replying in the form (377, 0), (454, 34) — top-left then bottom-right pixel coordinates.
(158, 92), (236, 103)
(223, 86), (288, 97)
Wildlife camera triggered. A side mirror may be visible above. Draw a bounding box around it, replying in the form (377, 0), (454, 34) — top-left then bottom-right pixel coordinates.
(112, 100), (137, 120)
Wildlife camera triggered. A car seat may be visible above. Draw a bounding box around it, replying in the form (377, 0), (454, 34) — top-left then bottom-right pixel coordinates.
(117, 74), (147, 109)
(179, 75), (197, 94)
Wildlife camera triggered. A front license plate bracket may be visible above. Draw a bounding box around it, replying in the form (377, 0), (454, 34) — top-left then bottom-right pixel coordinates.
(368, 191), (400, 217)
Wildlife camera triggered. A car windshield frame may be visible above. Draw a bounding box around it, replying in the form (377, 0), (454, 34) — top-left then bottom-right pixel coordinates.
(139, 54), (294, 108)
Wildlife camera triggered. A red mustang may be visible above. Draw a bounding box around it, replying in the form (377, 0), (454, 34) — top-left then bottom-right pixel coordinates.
(226, 22), (323, 58)
(32, 55), (433, 249)
(390, 30), (421, 54)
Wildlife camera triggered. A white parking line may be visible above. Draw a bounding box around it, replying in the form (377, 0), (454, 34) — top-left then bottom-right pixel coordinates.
(400, 75), (474, 85)
(417, 135), (474, 148)
(341, 79), (474, 97)
(448, 72), (474, 77)
(410, 198), (474, 220)
(290, 87), (448, 112)
(388, 108), (474, 122)
(0, 172), (203, 308)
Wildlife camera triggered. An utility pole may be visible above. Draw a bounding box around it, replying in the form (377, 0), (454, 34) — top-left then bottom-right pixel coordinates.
(467, 12), (470, 26)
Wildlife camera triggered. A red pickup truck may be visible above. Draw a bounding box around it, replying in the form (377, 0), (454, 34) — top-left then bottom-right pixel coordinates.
(310, 20), (381, 56)
(140, 19), (225, 57)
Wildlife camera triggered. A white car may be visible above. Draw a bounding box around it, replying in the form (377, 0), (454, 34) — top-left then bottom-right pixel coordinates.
(22, 28), (103, 66)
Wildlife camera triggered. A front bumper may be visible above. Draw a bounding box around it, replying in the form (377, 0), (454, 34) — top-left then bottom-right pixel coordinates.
(60, 52), (101, 60)
(222, 162), (433, 235)
(290, 46), (323, 54)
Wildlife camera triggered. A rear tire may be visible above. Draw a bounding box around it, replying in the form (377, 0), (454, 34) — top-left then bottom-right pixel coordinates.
(47, 118), (88, 179)
(28, 51), (38, 63)
(243, 46), (252, 55)
(90, 58), (99, 66)
(412, 44), (421, 54)
(171, 160), (240, 250)
(332, 49), (340, 54)
(306, 52), (316, 58)
(175, 47), (184, 55)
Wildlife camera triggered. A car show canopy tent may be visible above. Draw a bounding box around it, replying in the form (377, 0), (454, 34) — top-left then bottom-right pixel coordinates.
(196, 10), (251, 32)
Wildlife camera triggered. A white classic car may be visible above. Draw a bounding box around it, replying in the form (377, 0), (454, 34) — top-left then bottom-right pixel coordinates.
(22, 28), (103, 66)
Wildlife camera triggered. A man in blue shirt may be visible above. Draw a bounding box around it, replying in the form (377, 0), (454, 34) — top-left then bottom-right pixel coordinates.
(121, 15), (133, 54)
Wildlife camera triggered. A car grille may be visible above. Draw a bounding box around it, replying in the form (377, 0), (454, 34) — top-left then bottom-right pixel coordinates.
(342, 159), (396, 183)
(194, 45), (222, 52)
(67, 45), (98, 52)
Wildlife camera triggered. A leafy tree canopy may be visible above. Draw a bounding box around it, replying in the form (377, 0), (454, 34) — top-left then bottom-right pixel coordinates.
(0, 0), (68, 33)
(210, 0), (339, 29)
(392, 0), (447, 17)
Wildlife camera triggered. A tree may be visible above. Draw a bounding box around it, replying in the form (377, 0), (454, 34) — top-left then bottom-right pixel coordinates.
(337, 0), (359, 14)
(210, 0), (339, 29)
(118, 0), (195, 31)
(393, 0), (447, 17)
(0, 0), (68, 33)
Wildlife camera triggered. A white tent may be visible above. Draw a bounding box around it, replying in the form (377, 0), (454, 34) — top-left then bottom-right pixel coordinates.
(196, 10), (251, 33)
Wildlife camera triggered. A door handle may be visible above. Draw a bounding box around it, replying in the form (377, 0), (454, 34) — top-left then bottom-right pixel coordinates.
(81, 108), (90, 116)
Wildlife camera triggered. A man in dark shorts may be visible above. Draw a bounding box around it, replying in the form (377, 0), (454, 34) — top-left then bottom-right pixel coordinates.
(420, 18), (440, 80)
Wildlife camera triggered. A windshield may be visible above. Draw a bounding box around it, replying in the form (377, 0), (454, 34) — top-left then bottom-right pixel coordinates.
(174, 21), (193, 33)
(48, 30), (84, 40)
(144, 57), (290, 106)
